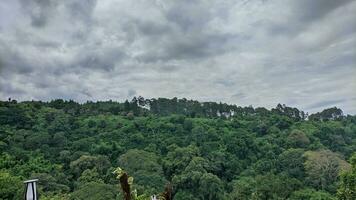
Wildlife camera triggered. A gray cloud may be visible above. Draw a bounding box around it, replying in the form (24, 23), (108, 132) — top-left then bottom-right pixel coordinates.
(81, 89), (92, 98)
(164, 0), (212, 32)
(128, 89), (137, 98)
(138, 33), (242, 62)
(19, 0), (97, 28)
(73, 47), (127, 72)
(293, 0), (353, 22)
(305, 99), (347, 110)
(19, 0), (57, 27)
(1, 83), (26, 96)
(66, 0), (97, 23)
(0, 56), (3, 71)
(0, 0), (355, 114)
(260, 0), (355, 39)
(0, 42), (34, 75)
(231, 92), (247, 100)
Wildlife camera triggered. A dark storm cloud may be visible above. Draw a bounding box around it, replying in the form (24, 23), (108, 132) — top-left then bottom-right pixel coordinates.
(0, 0), (355, 114)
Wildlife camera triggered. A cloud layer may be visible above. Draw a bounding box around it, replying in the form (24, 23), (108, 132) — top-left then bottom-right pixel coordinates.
(0, 0), (355, 114)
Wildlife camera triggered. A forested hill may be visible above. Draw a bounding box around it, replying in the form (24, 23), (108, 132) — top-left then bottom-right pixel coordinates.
(1, 96), (347, 120)
(0, 98), (355, 199)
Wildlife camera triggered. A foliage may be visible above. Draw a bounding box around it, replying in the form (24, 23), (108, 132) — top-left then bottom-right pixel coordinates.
(71, 182), (121, 200)
(0, 171), (23, 200)
(290, 188), (336, 200)
(304, 150), (350, 192)
(337, 153), (356, 200)
(0, 98), (355, 199)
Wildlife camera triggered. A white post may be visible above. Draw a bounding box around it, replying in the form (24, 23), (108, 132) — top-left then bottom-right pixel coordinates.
(24, 179), (38, 200)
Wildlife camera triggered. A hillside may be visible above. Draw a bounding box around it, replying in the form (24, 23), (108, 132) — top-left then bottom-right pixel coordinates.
(0, 98), (355, 199)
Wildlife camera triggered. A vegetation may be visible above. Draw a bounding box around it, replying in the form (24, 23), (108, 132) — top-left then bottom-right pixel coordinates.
(0, 97), (355, 199)
(337, 154), (356, 200)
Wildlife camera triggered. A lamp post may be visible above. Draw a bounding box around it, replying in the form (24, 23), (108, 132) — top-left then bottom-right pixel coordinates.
(24, 179), (38, 200)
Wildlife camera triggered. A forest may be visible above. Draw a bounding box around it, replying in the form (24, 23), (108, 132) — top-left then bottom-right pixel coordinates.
(0, 97), (355, 200)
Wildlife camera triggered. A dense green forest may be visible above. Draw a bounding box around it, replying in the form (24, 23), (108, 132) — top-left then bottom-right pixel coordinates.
(0, 97), (355, 200)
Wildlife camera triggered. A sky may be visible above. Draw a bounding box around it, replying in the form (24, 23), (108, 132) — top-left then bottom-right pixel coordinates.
(0, 0), (355, 114)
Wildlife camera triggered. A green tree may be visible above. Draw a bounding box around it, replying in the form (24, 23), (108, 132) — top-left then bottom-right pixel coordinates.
(163, 145), (199, 178)
(197, 173), (225, 200)
(290, 188), (335, 200)
(70, 155), (111, 179)
(287, 130), (310, 148)
(229, 177), (256, 200)
(118, 149), (166, 194)
(0, 171), (23, 200)
(78, 168), (104, 184)
(304, 150), (351, 192)
(31, 172), (69, 193)
(278, 148), (305, 179)
(337, 153), (356, 200)
(71, 182), (121, 200)
(173, 157), (226, 200)
(254, 173), (301, 199)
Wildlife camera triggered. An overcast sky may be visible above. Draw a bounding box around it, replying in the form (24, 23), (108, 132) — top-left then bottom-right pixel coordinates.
(0, 0), (355, 114)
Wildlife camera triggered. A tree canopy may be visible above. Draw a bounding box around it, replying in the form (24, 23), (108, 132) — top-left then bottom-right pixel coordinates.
(0, 97), (355, 199)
